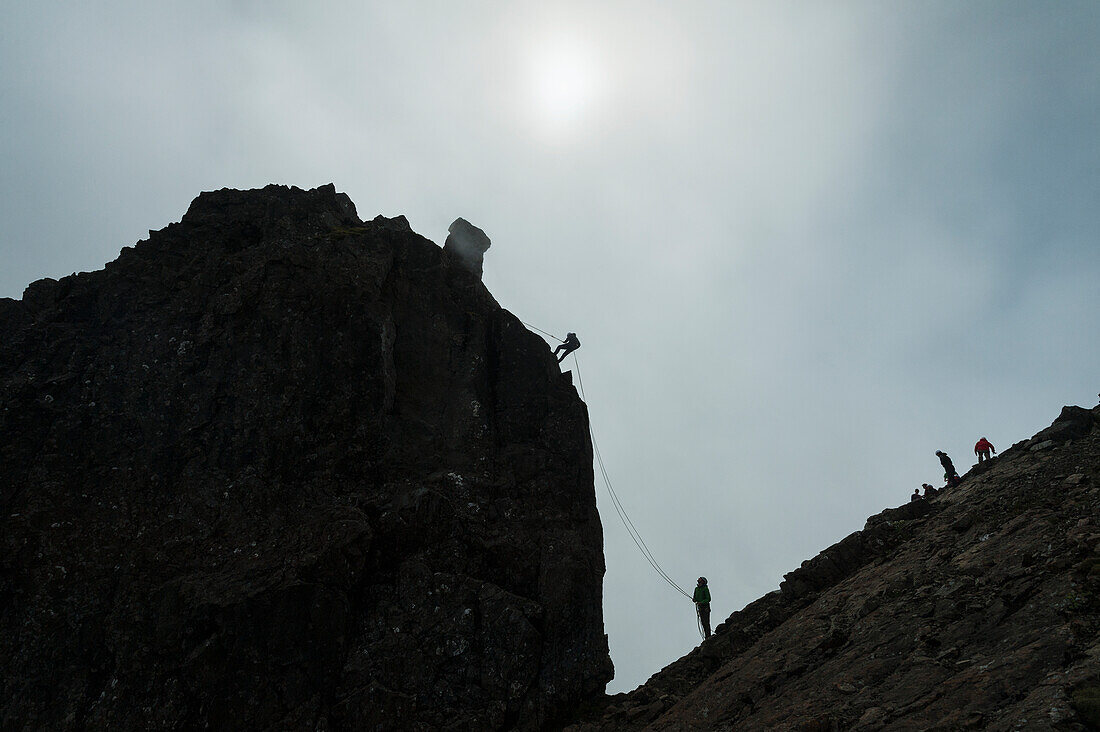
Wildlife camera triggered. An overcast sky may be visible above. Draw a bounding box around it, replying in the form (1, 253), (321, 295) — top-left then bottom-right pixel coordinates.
(3, 1), (1099, 693)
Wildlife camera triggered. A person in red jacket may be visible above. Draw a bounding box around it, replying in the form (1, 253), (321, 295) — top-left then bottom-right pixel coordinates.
(974, 437), (996, 463)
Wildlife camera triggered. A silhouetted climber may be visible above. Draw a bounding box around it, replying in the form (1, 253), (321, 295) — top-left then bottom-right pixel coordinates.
(922, 483), (938, 499)
(936, 450), (960, 488)
(911, 488), (921, 502)
(974, 437), (996, 463)
(693, 577), (712, 638)
(554, 332), (581, 363)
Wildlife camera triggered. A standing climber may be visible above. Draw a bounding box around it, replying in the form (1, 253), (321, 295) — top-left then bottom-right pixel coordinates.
(693, 577), (712, 639)
(554, 332), (581, 363)
(974, 437), (996, 463)
(936, 450), (960, 488)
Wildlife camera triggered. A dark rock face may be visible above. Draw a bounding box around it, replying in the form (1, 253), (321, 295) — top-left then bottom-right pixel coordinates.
(570, 406), (1100, 731)
(0, 185), (612, 730)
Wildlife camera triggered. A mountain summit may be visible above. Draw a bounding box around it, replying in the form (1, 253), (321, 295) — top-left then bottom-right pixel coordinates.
(0, 185), (612, 730)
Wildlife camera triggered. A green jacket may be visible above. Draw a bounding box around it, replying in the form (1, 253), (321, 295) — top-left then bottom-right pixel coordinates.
(693, 585), (711, 604)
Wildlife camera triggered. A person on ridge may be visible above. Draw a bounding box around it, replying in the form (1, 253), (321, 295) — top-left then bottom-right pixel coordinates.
(974, 437), (996, 463)
(922, 483), (938, 499)
(936, 450), (960, 488)
(693, 577), (712, 639)
(554, 332), (581, 363)
(911, 488), (922, 502)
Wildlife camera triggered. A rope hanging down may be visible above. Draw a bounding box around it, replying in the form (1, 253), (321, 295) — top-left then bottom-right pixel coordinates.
(571, 353), (693, 601)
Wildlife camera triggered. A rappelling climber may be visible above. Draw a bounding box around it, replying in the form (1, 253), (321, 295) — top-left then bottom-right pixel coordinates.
(693, 577), (712, 639)
(554, 332), (581, 363)
(974, 437), (996, 463)
(936, 450), (960, 488)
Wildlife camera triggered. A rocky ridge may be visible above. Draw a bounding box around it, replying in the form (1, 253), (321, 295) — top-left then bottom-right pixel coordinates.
(0, 185), (612, 730)
(569, 405), (1100, 731)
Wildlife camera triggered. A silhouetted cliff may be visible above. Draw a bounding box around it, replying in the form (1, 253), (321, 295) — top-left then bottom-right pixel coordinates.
(0, 184), (612, 730)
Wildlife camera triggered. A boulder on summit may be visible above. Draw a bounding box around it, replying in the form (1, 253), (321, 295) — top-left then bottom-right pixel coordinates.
(444, 217), (492, 278)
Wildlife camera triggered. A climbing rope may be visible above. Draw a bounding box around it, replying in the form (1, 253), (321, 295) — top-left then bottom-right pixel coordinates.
(571, 353), (694, 604)
(517, 318), (697, 619)
(520, 320), (563, 343)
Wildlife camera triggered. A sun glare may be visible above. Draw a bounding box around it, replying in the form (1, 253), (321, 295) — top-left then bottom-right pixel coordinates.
(529, 37), (602, 135)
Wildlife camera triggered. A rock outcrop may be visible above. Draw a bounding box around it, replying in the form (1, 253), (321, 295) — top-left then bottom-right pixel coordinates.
(443, 218), (492, 279)
(570, 405), (1100, 731)
(0, 185), (612, 730)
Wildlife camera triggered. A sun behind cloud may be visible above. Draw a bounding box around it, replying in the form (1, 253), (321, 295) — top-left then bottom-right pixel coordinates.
(527, 34), (605, 138)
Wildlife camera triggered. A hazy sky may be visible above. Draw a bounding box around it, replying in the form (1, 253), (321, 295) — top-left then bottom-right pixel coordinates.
(3, 1), (1098, 693)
